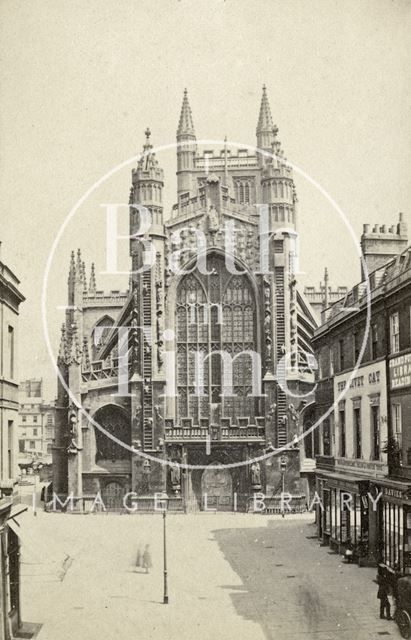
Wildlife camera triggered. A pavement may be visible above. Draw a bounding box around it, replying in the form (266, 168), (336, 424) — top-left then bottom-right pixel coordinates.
(16, 509), (401, 640)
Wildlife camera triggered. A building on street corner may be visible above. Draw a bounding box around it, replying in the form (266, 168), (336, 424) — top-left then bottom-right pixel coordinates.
(0, 245), (25, 494)
(0, 243), (28, 639)
(312, 215), (411, 577)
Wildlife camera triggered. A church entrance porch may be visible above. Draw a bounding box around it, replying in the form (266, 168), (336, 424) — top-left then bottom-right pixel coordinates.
(201, 465), (233, 511)
(178, 444), (262, 512)
(102, 481), (125, 511)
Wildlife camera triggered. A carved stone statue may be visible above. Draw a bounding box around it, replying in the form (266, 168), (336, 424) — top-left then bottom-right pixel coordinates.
(170, 462), (181, 495)
(67, 408), (82, 455)
(154, 405), (164, 422)
(208, 205), (219, 233)
(250, 461), (261, 487)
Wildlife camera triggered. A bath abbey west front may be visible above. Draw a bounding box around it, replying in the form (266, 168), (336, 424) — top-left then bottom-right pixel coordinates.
(52, 88), (317, 512)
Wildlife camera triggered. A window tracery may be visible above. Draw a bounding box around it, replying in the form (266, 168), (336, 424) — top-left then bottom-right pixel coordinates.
(176, 257), (257, 423)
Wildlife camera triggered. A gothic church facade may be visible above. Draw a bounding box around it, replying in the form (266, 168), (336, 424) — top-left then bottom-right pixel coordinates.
(53, 88), (317, 511)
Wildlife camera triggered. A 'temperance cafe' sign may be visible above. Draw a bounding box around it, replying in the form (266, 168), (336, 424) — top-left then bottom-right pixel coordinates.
(390, 352), (411, 390)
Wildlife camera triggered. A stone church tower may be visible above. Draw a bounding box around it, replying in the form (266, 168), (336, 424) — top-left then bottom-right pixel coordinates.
(53, 88), (317, 512)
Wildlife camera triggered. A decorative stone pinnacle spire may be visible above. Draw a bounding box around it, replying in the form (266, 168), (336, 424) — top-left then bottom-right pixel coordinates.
(70, 320), (82, 365)
(257, 85), (274, 133)
(58, 324), (67, 364)
(89, 262), (96, 295)
(177, 88), (195, 138)
(68, 250), (76, 281)
(143, 127), (152, 151)
(82, 262), (87, 292)
(76, 249), (83, 283)
(82, 336), (90, 370)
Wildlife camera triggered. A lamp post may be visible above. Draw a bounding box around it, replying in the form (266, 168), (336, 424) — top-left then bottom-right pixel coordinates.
(162, 496), (169, 604)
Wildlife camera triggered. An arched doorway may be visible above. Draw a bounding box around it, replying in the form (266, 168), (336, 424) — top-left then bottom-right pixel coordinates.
(102, 481), (124, 511)
(201, 464), (233, 511)
(93, 405), (131, 466)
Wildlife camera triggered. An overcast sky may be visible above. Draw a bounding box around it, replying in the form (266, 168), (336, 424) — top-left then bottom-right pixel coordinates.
(0, 0), (410, 399)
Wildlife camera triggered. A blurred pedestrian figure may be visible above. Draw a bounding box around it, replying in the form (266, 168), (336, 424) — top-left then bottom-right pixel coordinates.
(377, 569), (393, 620)
(135, 547), (142, 572)
(344, 539), (354, 563)
(143, 544), (152, 574)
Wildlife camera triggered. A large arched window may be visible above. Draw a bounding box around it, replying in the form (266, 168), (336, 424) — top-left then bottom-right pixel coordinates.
(91, 316), (114, 360)
(94, 405), (130, 462)
(176, 255), (258, 424)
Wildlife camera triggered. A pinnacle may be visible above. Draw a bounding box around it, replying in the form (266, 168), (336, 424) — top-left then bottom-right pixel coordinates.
(89, 262), (96, 294)
(257, 84), (274, 133)
(177, 88), (195, 137)
(68, 250), (76, 282)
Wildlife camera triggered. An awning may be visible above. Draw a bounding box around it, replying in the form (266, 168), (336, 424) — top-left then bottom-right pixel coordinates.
(7, 504), (28, 532)
(371, 477), (411, 505)
(317, 469), (370, 493)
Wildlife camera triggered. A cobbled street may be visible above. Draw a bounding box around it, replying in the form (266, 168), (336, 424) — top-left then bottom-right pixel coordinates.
(16, 509), (402, 640)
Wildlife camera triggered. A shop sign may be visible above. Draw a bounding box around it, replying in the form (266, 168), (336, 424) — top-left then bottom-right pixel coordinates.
(382, 486), (411, 501)
(335, 457), (387, 476)
(383, 487), (403, 500)
(390, 352), (411, 390)
(335, 362), (385, 399)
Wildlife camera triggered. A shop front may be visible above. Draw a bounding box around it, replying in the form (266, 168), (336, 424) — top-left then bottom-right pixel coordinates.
(317, 471), (376, 565)
(370, 478), (411, 577)
(0, 500), (28, 640)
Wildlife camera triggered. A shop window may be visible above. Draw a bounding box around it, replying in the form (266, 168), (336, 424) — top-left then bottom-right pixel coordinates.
(331, 490), (336, 539)
(335, 491), (341, 541)
(370, 404), (380, 460)
(340, 492), (352, 543)
(390, 312), (400, 354)
(339, 408), (346, 457)
(353, 406), (362, 459)
(8, 529), (19, 615)
(383, 502), (404, 571)
(351, 495), (361, 547)
(323, 490), (331, 535)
